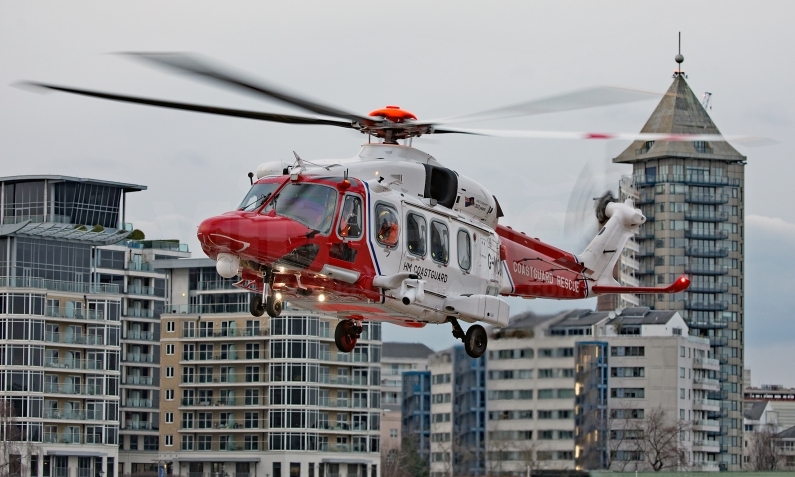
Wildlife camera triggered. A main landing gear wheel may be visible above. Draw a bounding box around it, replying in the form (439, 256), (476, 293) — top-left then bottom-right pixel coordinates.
(249, 295), (265, 317)
(464, 324), (488, 359)
(334, 319), (360, 353)
(266, 296), (282, 318)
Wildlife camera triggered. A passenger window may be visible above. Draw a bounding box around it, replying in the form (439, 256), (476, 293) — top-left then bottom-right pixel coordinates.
(375, 204), (399, 248)
(406, 213), (427, 257)
(338, 196), (363, 239)
(430, 221), (449, 265)
(457, 229), (471, 271)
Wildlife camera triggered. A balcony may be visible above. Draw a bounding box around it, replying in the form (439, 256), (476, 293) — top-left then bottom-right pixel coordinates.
(123, 308), (155, 318)
(687, 318), (729, 329)
(125, 421), (154, 430)
(318, 375), (370, 386)
(636, 265), (656, 275)
(44, 409), (104, 421)
(318, 397), (371, 409)
(44, 357), (107, 371)
(708, 389), (729, 401)
(182, 328), (268, 339)
(685, 228), (729, 240)
(635, 228), (655, 240)
(0, 276), (120, 295)
(42, 432), (84, 445)
(693, 357), (720, 369)
(127, 261), (153, 272)
(685, 301), (728, 311)
(692, 419), (720, 431)
(693, 440), (720, 453)
(182, 373), (263, 385)
(688, 282), (729, 293)
(685, 211), (729, 222)
(693, 377), (720, 391)
(46, 306), (106, 321)
(636, 193), (655, 205)
(318, 351), (373, 363)
(123, 353), (155, 363)
(180, 397), (254, 407)
(686, 193), (730, 205)
(123, 398), (154, 408)
(45, 332), (105, 346)
(123, 375), (154, 385)
(127, 285), (155, 296)
(708, 336), (729, 347)
(124, 330), (155, 341)
(633, 174), (740, 187)
(684, 264), (728, 275)
(693, 398), (721, 411)
(685, 247), (729, 258)
(180, 353), (263, 363)
(636, 247), (655, 258)
(44, 382), (104, 396)
(197, 281), (238, 291)
(166, 303), (249, 315)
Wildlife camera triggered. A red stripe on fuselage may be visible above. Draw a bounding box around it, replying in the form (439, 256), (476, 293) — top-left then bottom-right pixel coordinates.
(497, 225), (588, 299)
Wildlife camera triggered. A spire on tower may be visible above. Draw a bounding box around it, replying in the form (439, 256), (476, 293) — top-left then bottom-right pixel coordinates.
(674, 32), (686, 78)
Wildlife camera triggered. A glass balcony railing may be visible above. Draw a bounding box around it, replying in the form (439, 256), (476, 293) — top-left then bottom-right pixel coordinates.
(125, 421), (154, 430)
(184, 328), (268, 338)
(123, 308), (155, 318)
(685, 301), (729, 311)
(684, 228), (729, 240)
(709, 336), (729, 347)
(43, 409), (104, 420)
(687, 317), (729, 329)
(45, 332), (105, 346)
(166, 303), (249, 315)
(685, 193), (730, 205)
(180, 397), (252, 407)
(693, 419), (720, 428)
(0, 277), (119, 295)
(127, 261), (152, 272)
(124, 398), (154, 408)
(44, 383), (104, 396)
(127, 285), (155, 296)
(45, 357), (106, 371)
(685, 247), (729, 258)
(46, 306), (106, 321)
(43, 432), (84, 444)
(684, 210), (730, 222)
(197, 281), (238, 291)
(633, 174), (740, 187)
(685, 264), (729, 275)
(124, 330), (155, 341)
(187, 373), (262, 384)
(123, 375), (154, 385)
(693, 377), (720, 387)
(688, 282), (729, 293)
(123, 353), (155, 363)
(693, 398), (721, 408)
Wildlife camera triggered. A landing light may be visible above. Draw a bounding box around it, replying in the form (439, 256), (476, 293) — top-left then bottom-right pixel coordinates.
(275, 292), (282, 300)
(318, 293), (326, 302)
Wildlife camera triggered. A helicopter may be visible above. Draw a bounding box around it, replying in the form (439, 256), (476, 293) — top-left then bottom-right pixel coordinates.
(25, 53), (746, 359)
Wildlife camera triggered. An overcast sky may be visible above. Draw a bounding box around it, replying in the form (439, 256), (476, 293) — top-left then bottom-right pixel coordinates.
(2, 1), (793, 385)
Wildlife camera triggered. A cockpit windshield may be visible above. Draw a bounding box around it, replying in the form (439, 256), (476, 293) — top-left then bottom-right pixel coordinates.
(266, 183), (338, 234)
(238, 182), (282, 212)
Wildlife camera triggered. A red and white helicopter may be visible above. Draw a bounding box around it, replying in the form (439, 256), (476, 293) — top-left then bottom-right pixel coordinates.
(27, 54), (741, 358)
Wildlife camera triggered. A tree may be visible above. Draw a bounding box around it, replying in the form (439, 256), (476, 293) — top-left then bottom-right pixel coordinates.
(750, 423), (782, 471)
(0, 401), (40, 477)
(606, 406), (690, 472)
(380, 436), (429, 477)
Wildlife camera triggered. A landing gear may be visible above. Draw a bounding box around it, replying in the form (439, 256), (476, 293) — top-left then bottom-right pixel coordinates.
(249, 295), (265, 317)
(335, 319), (362, 353)
(250, 269), (282, 318)
(447, 317), (487, 359)
(464, 324), (488, 359)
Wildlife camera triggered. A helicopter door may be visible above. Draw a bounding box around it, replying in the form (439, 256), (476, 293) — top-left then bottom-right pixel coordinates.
(478, 233), (501, 285)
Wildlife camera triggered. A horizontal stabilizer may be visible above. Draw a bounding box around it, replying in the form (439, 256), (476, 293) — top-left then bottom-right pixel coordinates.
(592, 276), (690, 295)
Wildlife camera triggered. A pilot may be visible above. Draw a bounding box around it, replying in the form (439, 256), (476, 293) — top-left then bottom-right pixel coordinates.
(339, 198), (361, 238)
(377, 209), (399, 246)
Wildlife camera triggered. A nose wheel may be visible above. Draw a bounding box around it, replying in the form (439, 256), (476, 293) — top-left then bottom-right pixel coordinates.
(335, 319), (362, 353)
(447, 317), (488, 359)
(250, 271), (282, 318)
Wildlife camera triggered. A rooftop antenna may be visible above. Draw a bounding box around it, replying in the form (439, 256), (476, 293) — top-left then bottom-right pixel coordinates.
(674, 32), (686, 78)
(702, 92), (712, 110)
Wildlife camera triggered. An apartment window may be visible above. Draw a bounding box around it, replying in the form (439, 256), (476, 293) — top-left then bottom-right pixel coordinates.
(611, 346), (644, 357)
(245, 389), (259, 406)
(165, 389), (174, 401)
(165, 367), (174, 378)
(245, 366), (260, 383)
(165, 435), (173, 446)
(611, 388), (645, 398)
(165, 412), (174, 424)
(245, 412), (259, 429)
(197, 435), (211, 451)
(182, 412), (194, 429)
(166, 344), (174, 355)
(610, 409), (644, 419)
(680, 388), (685, 399)
(538, 349), (553, 358)
(680, 367), (685, 378)
(183, 344), (195, 361)
(538, 411), (553, 419)
(144, 436), (159, 451)
(390, 429), (398, 438)
(244, 435), (259, 451)
(246, 343), (260, 360)
(611, 367), (645, 378)
(558, 431), (574, 439)
(181, 435), (194, 451)
(166, 321), (175, 332)
(539, 431), (554, 440)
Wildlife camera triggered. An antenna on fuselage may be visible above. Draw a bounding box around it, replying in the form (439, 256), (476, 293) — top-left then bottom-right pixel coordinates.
(247, 172), (254, 185)
(291, 151), (306, 181)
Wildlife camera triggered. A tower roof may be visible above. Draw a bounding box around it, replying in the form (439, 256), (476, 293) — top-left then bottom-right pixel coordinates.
(613, 75), (746, 163)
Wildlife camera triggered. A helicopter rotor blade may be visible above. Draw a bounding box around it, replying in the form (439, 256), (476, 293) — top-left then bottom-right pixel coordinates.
(430, 127), (768, 143)
(20, 82), (357, 129)
(121, 52), (379, 126)
(421, 86), (666, 126)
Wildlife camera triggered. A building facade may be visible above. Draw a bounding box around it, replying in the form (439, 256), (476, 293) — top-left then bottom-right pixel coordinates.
(156, 258), (382, 477)
(0, 176), (147, 477)
(614, 67), (746, 469)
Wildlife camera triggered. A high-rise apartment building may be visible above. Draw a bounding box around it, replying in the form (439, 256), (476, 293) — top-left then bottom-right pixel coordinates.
(0, 175), (146, 477)
(614, 66), (746, 470)
(156, 258), (382, 477)
(380, 343), (433, 452)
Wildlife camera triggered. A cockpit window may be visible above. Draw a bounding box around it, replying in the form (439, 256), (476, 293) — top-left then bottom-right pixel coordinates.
(266, 183), (338, 234)
(375, 204), (399, 248)
(338, 195), (363, 239)
(238, 183), (281, 212)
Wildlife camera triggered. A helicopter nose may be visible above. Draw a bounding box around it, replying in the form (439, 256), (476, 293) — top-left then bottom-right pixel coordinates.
(197, 214), (252, 257)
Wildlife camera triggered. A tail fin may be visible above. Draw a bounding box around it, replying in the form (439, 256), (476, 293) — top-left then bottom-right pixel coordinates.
(576, 199), (645, 287)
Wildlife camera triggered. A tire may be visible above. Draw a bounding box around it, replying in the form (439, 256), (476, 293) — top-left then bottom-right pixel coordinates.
(464, 324), (488, 358)
(266, 297), (282, 318)
(249, 295), (265, 317)
(335, 320), (358, 353)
